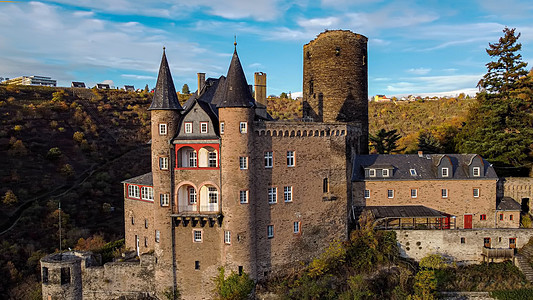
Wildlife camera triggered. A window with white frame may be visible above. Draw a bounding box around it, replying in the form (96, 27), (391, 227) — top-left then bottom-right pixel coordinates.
(128, 185), (139, 198)
(189, 188), (197, 204)
(287, 151), (295, 167)
(387, 189), (394, 198)
(410, 169), (417, 176)
(159, 157), (168, 170)
(159, 123), (167, 135)
(208, 187), (218, 203)
(441, 167), (449, 177)
(240, 190), (248, 204)
(267, 225), (274, 238)
(189, 151), (197, 167)
(193, 230), (202, 242)
(160, 194), (169, 206)
(364, 189), (370, 198)
(239, 157), (248, 170)
(473, 188), (480, 198)
(224, 231), (231, 244)
(473, 167), (480, 177)
(411, 189), (417, 198)
(220, 122), (225, 134)
(284, 186), (292, 202)
(208, 151), (217, 167)
(155, 230), (160, 243)
(240, 122), (247, 133)
(184, 122), (193, 134)
(382, 169), (389, 177)
(293, 221), (300, 234)
(264, 151), (273, 168)
(369, 169), (376, 177)
(200, 122), (208, 133)
(268, 187), (277, 204)
(441, 188), (448, 198)
(141, 187), (154, 201)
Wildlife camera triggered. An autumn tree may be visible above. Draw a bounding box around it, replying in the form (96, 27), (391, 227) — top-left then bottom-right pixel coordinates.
(182, 84), (190, 94)
(3, 190), (18, 206)
(369, 128), (405, 154)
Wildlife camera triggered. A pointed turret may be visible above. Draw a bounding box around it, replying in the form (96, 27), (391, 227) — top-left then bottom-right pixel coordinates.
(149, 48), (182, 110)
(217, 46), (255, 108)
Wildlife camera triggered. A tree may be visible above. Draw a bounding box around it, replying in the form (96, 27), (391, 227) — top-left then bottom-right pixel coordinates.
(369, 128), (405, 154)
(3, 190), (18, 206)
(280, 92), (288, 99)
(213, 267), (255, 300)
(144, 84), (149, 92)
(182, 84), (190, 94)
(417, 131), (443, 154)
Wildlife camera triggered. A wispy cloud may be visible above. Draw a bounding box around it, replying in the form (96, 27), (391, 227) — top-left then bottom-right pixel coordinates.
(406, 68), (431, 75)
(386, 74), (482, 94)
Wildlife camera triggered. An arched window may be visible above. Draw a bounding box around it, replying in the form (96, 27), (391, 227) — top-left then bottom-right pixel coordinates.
(199, 185), (219, 212)
(198, 146), (218, 168)
(177, 184), (197, 213)
(177, 147), (197, 168)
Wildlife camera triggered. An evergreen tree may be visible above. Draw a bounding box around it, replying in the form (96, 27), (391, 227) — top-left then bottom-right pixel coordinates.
(418, 131), (443, 154)
(182, 84), (190, 94)
(369, 128), (405, 154)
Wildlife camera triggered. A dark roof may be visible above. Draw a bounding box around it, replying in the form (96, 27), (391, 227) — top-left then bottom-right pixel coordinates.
(124, 85), (135, 91)
(497, 197), (521, 211)
(149, 50), (182, 111)
(352, 154), (498, 181)
(365, 205), (450, 219)
(71, 81), (85, 88)
(216, 48), (255, 108)
(121, 172), (153, 186)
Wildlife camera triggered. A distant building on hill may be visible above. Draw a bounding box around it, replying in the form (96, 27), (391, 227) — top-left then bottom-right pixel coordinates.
(2, 75), (57, 87)
(71, 82), (86, 88)
(96, 83), (110, 89)
(373, 94), (391, 102)
(124, 85), (135, 91)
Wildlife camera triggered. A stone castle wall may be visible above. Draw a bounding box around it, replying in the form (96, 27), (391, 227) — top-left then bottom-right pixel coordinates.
(500, 177), (533, 214)
(124, 196), (154, 254)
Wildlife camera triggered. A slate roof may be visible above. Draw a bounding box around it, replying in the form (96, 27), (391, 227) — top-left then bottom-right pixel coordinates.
(216, 48), (255, 108)
(352, 154), (498, 181)
(149, 50), (182, 111)
(365, 205), (450, 219)
(121, 172), (153, 186)
(497, 197), (521, 211)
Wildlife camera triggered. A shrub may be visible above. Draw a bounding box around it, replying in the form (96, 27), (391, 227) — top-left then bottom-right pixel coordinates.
(3, 190), (18, 205)
(13, 125), (22, 132)
(214, 267), (255, 300)
(60, 164), (75, 178)
(46, 147), (62, 160)
(8, 140), (28, 156)
(522, 213), (532, 228)
(73, 131), (84, 143)
(491, 288), (533, 299)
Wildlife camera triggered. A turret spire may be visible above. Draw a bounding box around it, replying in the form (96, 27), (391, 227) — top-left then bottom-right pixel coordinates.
(217, 46), (255, 108)
(149, 48), (182, 110)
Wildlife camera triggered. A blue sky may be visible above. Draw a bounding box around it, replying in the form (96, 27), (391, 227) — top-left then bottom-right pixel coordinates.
(1, 0), (532, 98)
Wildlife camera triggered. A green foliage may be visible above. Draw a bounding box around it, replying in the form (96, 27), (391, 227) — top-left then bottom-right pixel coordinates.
(46, 147), (62, 160)
(491, 288), (533, 299)
(369, 128), (405, 154)
(308, 241), (346, 277)
(73, 131), (85, 143)
(93, 239), (125, 263)
(181, 84), (190, 94)
(214, 267), (255, 300)
(3, 190), (18, 206)
(163, 286), (181, 300)
(411, 270), (437, 300)
(522, 213), (532, 228)
(339, 275), (374, 300)
(419, 254), (448, 270)
(60, 164), (75, 177)
(417, 131), (443, 154)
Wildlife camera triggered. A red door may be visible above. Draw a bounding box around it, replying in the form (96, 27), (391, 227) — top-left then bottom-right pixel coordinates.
(464, 215), (472, 229)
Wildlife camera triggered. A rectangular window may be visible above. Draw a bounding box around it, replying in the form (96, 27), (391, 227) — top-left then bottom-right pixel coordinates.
(411, 189), (417, 198)
(264, 151), (273, 168)
(200, 122), (208, 133)
(382, 169), (389, 177)
(510, 214), (514, 221)
(195, 261), (200, 270)
(287, 151), (295, 167)
(160, 194), (169, 206)
(42, 267), (49, 284)
(128, 185), (140, 198)
(240, 190), (248, 204)
(131, 216), (134, 225)
(268, 187), (277, 204)
(500, 214), (504, 221)
(184, 122), (193, 134)
(239, 157), (248, 170)
(284, 186), (292, 202)
(460, 237), (465, 244)
(442, 167), (449, 177)
(480, 214), (487, 220)
(369, 169), (376, 177)
(159, 157), (168, 170)
(473, 167), (480, 177)
(441, 189), (448, 198)
(141, 187), (154, 201)
(155, 230), (160, 243)
(208, 151), (217, 168)
(484, 237), (491, 248)
(224, 231), (231, 244)
(387, 189), (394, 198)
(364, 189), (370, 198)
(193, 230), (202, 242)
(293, 221), (301, 234)
(189, 188), (197, 204)
(410, 169), (417, 176)
(189, 151), (197, 167)
(208, 187), (218, 204)
(220, 122), (224, 134)
(144, 237), (148, 247)
(60, 267), (70, 285)
(267, 225), (274, 238)
(159, 123), (167, 135)
(323, 178), (329, 193)
(240, 122), (247, 133)
(473, 188), (480, 198)
(144, 219), (148, 229)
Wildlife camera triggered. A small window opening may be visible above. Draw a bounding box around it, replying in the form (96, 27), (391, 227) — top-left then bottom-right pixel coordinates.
(323, 178), (329, 193)
(335, 46), (341, 56)
(42, 267), (49, 284)
(238, 266), (243, 276)
(195, 261), (200, 270)
(60, 267), (70, 285)
(460, 237), (465, 244)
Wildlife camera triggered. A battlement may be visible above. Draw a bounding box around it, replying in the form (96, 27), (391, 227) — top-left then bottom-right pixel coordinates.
(254, 121), (361, 138)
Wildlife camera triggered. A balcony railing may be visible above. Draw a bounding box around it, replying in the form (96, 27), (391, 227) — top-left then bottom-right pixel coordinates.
(481, 247), (514, 259)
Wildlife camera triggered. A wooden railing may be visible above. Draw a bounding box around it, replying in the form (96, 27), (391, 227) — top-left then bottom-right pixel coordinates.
(482, 247), (514, 259)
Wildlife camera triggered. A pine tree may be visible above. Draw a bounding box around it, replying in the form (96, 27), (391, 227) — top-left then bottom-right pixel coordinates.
(369, 129), (405, 154)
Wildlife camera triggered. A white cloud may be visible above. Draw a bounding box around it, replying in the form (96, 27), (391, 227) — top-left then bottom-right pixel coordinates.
(122, 74), (157, 80)
(385, 74), (483, 94)
(406, 68), (431, 75)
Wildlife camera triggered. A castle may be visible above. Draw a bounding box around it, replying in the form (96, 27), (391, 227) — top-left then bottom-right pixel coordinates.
(40, 30), (529, 300)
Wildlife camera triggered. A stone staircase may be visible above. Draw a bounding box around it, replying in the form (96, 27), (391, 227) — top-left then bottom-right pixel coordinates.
(516, 243), (533, 282)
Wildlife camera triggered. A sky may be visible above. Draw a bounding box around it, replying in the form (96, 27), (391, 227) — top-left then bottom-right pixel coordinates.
(0, 1), (532, 98)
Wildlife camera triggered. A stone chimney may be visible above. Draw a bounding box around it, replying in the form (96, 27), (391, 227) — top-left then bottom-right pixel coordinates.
(254, 72), (267, 106)
(197, 72), (205, 95)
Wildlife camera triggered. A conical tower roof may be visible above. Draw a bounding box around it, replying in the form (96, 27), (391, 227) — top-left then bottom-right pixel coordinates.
(149, 49), (182, 110)
(217, 46), (255, 108)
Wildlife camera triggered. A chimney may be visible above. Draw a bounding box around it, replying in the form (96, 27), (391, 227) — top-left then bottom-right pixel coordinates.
(197, 73), (205, 96)
(254, 72), (267, 106)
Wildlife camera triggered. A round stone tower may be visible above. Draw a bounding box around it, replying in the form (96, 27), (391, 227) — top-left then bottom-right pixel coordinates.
(40, 253), (83, 300)
(303, 30), (368, 153)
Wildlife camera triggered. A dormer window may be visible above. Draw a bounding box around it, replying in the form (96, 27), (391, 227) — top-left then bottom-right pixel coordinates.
(369, 169), (376, 177)
(410, 169), (417, 176)
(184, 122), (193, 134)
(382, 169), (389, 177)
(441, 167), (449, 177)
(473, 167), (480, 177)
(200, 122), (208, 133)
